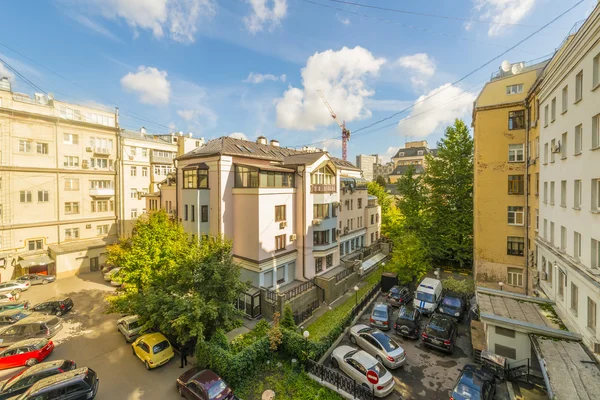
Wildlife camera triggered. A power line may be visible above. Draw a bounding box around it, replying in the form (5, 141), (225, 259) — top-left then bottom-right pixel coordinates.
(320, 0), (571, 29)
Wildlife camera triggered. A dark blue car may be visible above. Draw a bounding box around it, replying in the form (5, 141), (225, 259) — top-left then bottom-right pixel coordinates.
(438, 294), (465, 320)
(450, 364), (496, 400)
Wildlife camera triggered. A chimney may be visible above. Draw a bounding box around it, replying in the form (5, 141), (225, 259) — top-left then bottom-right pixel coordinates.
(256, 136), (268, 145)
(139, 126), (146, 133)
(270, 140), (280, 147)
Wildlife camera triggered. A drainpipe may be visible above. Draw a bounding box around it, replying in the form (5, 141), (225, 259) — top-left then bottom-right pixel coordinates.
(299, 166), (308, 282)
(217, 157), (221, 238)
(524, 101), (530, 296)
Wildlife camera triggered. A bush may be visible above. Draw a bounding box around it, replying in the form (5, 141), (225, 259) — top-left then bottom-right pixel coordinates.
(442, 276), (475, 296)
(281, 304), (296, 330)
(230, 319), (270, 354)
(210, 329), (230, 352)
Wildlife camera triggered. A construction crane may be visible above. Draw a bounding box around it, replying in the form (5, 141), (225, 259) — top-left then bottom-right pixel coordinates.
(318, 90), (351, 161)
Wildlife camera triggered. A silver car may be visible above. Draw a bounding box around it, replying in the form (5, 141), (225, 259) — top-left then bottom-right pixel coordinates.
(349, 324), (406, 369)
(0, 281), (30, 295)
(117, 315), (142, 342)
(370, 303), (392, 331)
(103, 267), (121, 282)
(331, 345), (395, 398)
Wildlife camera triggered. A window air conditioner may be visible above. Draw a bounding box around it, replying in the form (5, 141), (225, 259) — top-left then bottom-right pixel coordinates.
(289, 234), (297, 241)
(336, 229), (341, 235)
(85, 224), (92, 229)
(82, 160), (89, 169)
(86, 147), (93, 152)
(312, 219), (321, 225)
(129, 155), (135, 160)
(279, 222), (287, 229)
(551, 143), (561, 153)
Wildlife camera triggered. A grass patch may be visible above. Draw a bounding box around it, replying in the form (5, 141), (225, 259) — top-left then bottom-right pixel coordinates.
(307, 269), (382, 341)
(235, 361), (342, 400)
(538, 303), (568, 331)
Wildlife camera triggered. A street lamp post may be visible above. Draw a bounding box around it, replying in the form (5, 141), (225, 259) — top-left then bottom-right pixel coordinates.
(499, 282), (504, 291)
(303, 330), (310, 364)
(354, 285), (359, 306)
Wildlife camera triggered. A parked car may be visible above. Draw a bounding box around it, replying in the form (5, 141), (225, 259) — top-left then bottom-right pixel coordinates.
(422, 313), (458, 354)
(394, 306), (421, 339)
(0, 315), (63, 348)
(438, 293), (465, 320)
(386, 286), (412, 307)
(0, 310), (34, 326)
(369, 303), (392, 331)
(176, 368), (235, 400)
(15, 367), (99, 400)
(117, 315), (142, 342)
(0, 281), (29, 295)
(101, 265), (116, 274)
(16, 274), (55, 286)
(348, 325), (406, 369)
(132, 333), (174, 370)
(413, 277), (443, 315)
(0, 294), (19, 304)
(0, 339), (54, 370)
(0, 359), (77, 399)
(103, 267), (121, 282)
(330, 345), (395, 398)
(0, 301), (29, 313)
(31, 296), (74, 317)
(450, 364), (496, 400)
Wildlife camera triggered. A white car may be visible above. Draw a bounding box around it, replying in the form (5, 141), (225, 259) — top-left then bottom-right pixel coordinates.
(0, 280), (30, 295)
(0, 293), (18, 303)
(103, 267), (122, 281)
(349, 324), (406, 369)
(331, 345), (395, 398)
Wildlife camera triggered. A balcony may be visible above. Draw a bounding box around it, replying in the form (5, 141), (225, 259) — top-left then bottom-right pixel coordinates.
(151, 153), (174, 164)
(93, 147), (111, 156)
(311, 184), (336, 193)
(89, 188), (115, 197)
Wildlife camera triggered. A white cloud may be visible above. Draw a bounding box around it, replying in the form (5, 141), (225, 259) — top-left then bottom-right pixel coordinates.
(394, 53), (436, 89)
(472, 0), (537, 36)
(121, 66), (171, 105)
(71, 14), (122, 42)
(66, 0), (215, 43)
(171, 79), (218, 131)
(276, 46), (385, 131)
(243, 72), (286, 84)
(379, 146), (401, 163)
(243, 0), (288, 34)
(398, 83), (476, 138)
(364, 99), (412, 112)
(336, 14), (350, 25)
(229, 132), (248, 140)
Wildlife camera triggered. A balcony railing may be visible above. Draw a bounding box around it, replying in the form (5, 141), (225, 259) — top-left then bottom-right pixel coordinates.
(311, 184), (336, 193)
(93, 147), (111, 156)
(89, 188), (115, 197)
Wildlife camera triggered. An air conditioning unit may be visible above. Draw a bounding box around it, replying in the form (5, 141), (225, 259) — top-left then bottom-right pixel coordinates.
(312, 219), (321, 225)
(85, 224), (92, 229)
(551, 143), (561, 153)
(336, 229), (341, 235)
(344, 227), (349, 234)
(531, 120), (537, 128)
(129, 155), (134, 160)
(333, 202), (341, 208)
(85, 147), (92, 152)
(279, 222), (287, 229)
(82, 160), (89, 169)
(289, 234), (297, 241)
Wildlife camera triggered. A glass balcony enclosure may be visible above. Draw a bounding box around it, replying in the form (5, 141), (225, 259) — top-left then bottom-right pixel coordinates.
(234, 165), (295, 188)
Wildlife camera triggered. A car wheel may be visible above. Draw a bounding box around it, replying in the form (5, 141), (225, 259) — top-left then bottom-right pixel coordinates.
(178, 385), (185, 396)
(42, 280), (48, 285)
(55, 310), (62, 317)
(376, 355), (383, 365)
(331, 358), (339, 369)
(25, 358), (38, 367)
(145, 361), (151, 370)
(349, 335), (356, 344)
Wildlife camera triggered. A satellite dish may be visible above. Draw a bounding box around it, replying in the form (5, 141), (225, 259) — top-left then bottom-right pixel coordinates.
(511, 63), (523, 75)
(501, 60), (511, 72)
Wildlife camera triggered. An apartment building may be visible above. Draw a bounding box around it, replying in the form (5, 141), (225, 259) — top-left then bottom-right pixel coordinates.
(0, 79), (118, 280)
(473, 60), (548, 294)
(175, 136), (381, 291)
(536, 6), (600, 354)
(373, 161), (395, 183)
(388, 140), (437, 183)
(355, 154), (379, 181)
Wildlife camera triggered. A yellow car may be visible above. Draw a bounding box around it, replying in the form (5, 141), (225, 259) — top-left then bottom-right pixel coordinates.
(132, 332), (174, 370)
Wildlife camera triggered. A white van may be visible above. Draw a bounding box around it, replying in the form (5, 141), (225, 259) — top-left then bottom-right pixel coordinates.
(413, 277), (443, 315)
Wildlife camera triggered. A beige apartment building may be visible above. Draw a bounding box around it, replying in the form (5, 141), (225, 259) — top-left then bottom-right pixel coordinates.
(388, 140), (437, 183)
(0, 79), (118, 280)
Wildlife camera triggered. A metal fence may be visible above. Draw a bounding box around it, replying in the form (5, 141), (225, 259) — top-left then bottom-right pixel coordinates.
(335, 267), (355, 282)
(293, 299), (320, 324)
(307, 360), (373, 400)
(283, 280), (315, 301)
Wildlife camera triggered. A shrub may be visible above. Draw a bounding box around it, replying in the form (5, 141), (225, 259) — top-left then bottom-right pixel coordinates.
(210, 329), (230, 352)
(442, 276), (475, 296)
(281, 304), (296, 330)
(230, 319), (270, 354)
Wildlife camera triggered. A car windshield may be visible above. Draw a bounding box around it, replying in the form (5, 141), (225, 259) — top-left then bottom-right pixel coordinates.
(453, 383), (480, 399)
(33, 339), (48, 350)
(416, 292), (435, 303)
(397, 307), (416, 320)
(368, 362), (388, 378)
(207, 379), (228, 398)
(425, 317), (452, 339)
(372, 309), (387, 318)
(372, 332), (400, 352)
(152, 340), (170, 354)
(442, 297), (462, 308)
(128, 320), (140, 329)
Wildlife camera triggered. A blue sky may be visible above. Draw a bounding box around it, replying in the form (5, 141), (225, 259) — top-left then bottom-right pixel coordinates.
(0, 0), (595, 161)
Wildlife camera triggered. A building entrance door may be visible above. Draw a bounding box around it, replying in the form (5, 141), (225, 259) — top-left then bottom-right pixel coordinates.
(90, 257), (99, 272)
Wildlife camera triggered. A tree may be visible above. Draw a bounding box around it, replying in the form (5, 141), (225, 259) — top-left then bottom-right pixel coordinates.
(367, 181), (391, 215)
(423, 119), (474, 267)
(268, 312), (283, 351)
(107, 210), (247, 345)
(389, 231), (430, 285)
(396, 165), (428, 235)
(375, 175), (387, 187)
(368, 181), (397, 238)
(281, 304), (296, 331)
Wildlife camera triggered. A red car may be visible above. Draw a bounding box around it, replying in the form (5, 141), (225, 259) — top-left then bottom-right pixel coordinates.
(176, 368), (234, 400)
(0, 339), (54, 369)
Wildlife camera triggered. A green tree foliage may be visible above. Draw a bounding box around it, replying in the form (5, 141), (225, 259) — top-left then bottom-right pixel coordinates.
(268, 312), (283, 351)
(367, 181), (391, 214)
(389, 231), (430, 285)
(375, 175), (387, 187)
(396, 165), (428, 235)
(423, 119), (474, 267)
(107, 210), (247, 345)
(441, 276), (475, 296)
(281, 304), (296, 331)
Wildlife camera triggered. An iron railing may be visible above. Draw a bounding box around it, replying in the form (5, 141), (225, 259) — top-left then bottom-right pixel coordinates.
(306, 360), (373, 400)
(311, 184), (336, 193)
(293, 299), (320, 324)
(335, 267), (355, 282)
(283, 280), (315, 301)
(265, 290), (278, 302)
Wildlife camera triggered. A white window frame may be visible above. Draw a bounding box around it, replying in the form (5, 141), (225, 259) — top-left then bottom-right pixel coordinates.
(63, 156), (79, 168)
(507, 267), (524, 287)
(19, 191), (32, 203)
(562, 86), (568, 113)
(142, 167), (148, 177)
(64, 228), (80, 240)
(550, 181), (555, 205)
(593, 239), (600, 269)
(574, 231), (582, 260)
(594, 53), (600, 88)
(593, 114), (600, 149)
(18, 140), (32, 153)
(36, 142), (48, 154)
(561, 226), (567, 251)
(64, 179), (80, 191)
(508, 144), (525, 162)
(560, 180), (567, 207)
(63, 133), (79, 145)
(131, 209), (138, 218)
(506, 84), (524, 95)
(507, 206), (524, 226)
(550, 222), (555, 245)
(131, 166), (137, 177)
(593, 179), (600, 212)
(575, 124), (582, 154)
(561, 132), (567, 159)
(37, 190), (49, 203)
(551, 97), (556, 121)
(575, 70), (583, 102)
(64, 202), (80, 215)
(574, 180), (582, 209)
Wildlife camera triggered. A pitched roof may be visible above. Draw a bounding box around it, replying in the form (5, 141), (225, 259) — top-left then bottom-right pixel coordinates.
(390, 164), (425, 176)
(281, 152), (327, 165)
(120, 129), (175, 145)
(178, 136), (302, 161)
(331, 157), (360, 171)
(392, 146), (436, 159)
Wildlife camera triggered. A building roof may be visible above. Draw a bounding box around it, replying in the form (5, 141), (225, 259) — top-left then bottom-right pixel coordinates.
(120, 129), (175, 145)
(179, 136), (302, 161)
(392, 146), (436, 159)
(533, 337), (600, 400)
(48, 238), (115, 255)
(331, 157), (361, 171)
(281, 152), (327, 165)
(389, 164), (425, 176)
(236, 161), (295, 172)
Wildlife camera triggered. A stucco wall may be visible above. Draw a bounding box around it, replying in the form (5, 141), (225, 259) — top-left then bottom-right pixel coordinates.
(486, 322), (531, 363)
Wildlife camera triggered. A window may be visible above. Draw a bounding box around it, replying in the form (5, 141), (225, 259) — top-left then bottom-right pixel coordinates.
(536, 208), (539, 230)
(495, 344), (517, 360)
(275, 235), (286, 251)
(332, 228), (337, 243)
(19, 191), (32, 203)
(558, 270), (565, 298)
(536, 137), (540, 159)
(311, 166), (335, 185)
(91, 200), (113, 212)
(575, 70), (583, 102)
(508, 175), (524, 194)
(64, 178), (79, 191)
(593, 239), (600, 269)
(142, 167), (148, 177)
(130, 147), (137, 157)
(313, 230), (329, 245)
(18, 140), (32, 152)
(548, 259), (553, 285)
(90, 158), (111, 169)
(551, 97), (556, 121)
(571, 283), (579, 314)
(184, 205), (188, 221)
(550, 139), (556, 163)
(142, 148), (148, 157)
(326, 254), (333, 268)
(36, 191), (48, 202)
(543, 182), (548, 203)
(507, 268), (523, 287)
(508, 144), (524, 162)
(575, 124), (582, 154)
(593, 114), (600, 149)
(593, 179), (600, 211)
(544, 105), (549, 126)
(550, 222), (555, 245)
(89, 137), (113, 150)
(28, 239), (43, 251)
(152, 150), (174, 158)
(64, 228), (79, 240)
(544, 142), (548, 164)
(64, 202), (79, 214)
(550, 181), (555, 205)
(275, 205), (286, 222)
(560, 180), (567, 207)
(130, 189), (137, 199)
(358, 198), (362, 209)
(191, 205), (195, 222)
(506, 84), (523, 95)
(36, 142), (48, 154)
(588, 297), (597, 331)
(63, 133), (78, 145)
(561, 226), (567, 251)
(183, 169), (209, 189)
(561, 132), (567, 159)
(535, 173), (539, 195)
(507, 236), (524, 256)
(96, 225), (109, 235)
(131, 209), (138, 218)
(544, 219), (548, 239)
(594, 53), (600, 87)
(131, 166), (137, 176)
(508, 110), (525, 130)
(417, 150), (424, 156)
(542, 256), (547, 278)
(562, 86), (568, 113)
(507, 206), (524, 225)
(63, 156), (79, 167)
(201, 205), (208, 222)
(315, 257), (323, 273)
(314, 204), (329, 219)
(574, 231), (582, 260)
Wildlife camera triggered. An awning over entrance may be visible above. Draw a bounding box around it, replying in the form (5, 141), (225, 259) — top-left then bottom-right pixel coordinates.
(18, 254), (54, 269)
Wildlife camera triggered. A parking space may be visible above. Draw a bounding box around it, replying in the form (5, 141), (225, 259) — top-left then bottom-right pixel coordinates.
(0, 272), (183, 400)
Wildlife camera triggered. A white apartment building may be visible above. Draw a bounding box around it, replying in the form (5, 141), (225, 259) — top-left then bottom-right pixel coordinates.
(537, 5), (600, 355)
(0, 79), (118, 280)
